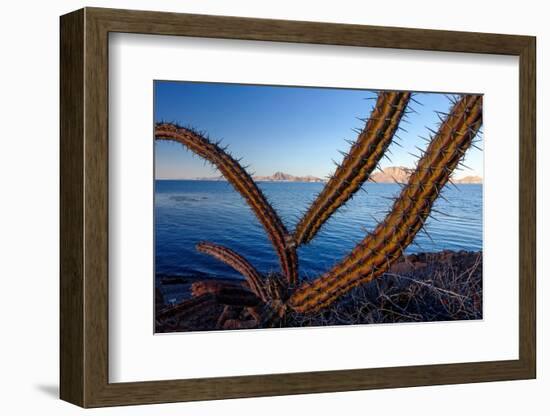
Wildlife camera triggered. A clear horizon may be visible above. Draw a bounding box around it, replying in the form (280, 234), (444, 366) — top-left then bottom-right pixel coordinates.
(154, 81), (483, 180)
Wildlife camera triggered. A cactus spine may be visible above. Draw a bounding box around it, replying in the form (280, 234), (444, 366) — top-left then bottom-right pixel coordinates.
(288, 94), (482, 313)
(294, 92), (411, 246)
(155, 123), (298, 284)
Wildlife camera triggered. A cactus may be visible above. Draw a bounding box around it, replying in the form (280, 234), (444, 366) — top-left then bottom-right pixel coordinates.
(196, 242), (267, 301)
(294, 92), (411, 246)
(288, 94), (482, 313)
(155, 123), (298, 284)
(155, 92), (482, 330)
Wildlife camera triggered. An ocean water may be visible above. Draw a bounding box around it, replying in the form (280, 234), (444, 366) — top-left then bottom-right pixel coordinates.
(155, 180), (482, 281)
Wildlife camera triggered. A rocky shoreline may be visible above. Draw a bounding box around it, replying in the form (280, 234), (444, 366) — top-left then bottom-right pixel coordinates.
(156, 249), (482, 331)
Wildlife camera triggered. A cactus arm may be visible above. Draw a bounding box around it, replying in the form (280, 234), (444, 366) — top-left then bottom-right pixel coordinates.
(289, 94), (482, 314)
(293, 92), (411, 246)
(196, 241), (268, 301)
(155, 123), (298, 284)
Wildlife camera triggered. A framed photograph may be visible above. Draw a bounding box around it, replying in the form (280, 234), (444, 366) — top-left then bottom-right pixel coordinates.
(60, 7), (536, 407)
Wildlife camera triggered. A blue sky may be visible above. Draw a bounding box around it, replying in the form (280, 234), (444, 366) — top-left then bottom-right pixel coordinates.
(154, 81), (483, 180)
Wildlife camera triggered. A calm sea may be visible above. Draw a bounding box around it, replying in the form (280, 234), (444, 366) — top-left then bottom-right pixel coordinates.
(155, 180), (482, 282)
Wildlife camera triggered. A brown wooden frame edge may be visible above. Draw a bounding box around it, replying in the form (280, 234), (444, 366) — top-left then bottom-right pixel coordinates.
(60, 7), (536, 408)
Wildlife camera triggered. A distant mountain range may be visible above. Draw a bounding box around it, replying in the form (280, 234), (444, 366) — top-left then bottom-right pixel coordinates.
(370, 166), (414, 184)
(190, 171), (324, 182)
(191, 176), (226, 181)
(254, 171), (324, 183)
(189, 167), (481, 184)
(453, 175), (483, 184)
(370, 166), (482, 184)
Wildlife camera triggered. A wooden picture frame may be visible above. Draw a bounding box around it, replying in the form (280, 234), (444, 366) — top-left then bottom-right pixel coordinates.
(60, 7), (536, 408)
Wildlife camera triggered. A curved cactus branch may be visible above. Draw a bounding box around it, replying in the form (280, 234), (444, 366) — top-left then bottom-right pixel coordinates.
(196, 242), (267, 301)
(155, 123), (298, 284)
(293, 92), (411, 246)
(289, 94), (482, 314)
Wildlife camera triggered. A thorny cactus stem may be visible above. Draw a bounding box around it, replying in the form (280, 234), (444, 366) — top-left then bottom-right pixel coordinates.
(288, 94), (482, 314)
(293, 92), (411, 246)
(196, 242), (267, 302)
(155, 123), (298, 284)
